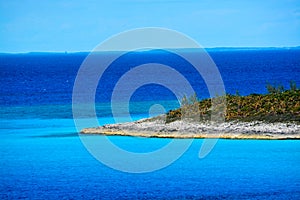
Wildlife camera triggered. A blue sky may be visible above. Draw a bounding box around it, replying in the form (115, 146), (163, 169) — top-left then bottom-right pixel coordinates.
(1, 0), (300, 52)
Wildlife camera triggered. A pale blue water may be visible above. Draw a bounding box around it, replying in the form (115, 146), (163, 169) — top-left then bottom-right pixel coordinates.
(1, 49), (300, 199)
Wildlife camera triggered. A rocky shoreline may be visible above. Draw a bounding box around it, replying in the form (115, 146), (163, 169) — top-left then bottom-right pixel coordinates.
(81, 117), (300, 140)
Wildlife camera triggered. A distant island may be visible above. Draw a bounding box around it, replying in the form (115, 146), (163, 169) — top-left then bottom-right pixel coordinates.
(1, 46), (300, 55)
(81, 83), (300, 140)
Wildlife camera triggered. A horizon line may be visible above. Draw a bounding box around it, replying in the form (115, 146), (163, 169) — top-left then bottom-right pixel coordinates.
(1, 46), (300, 54)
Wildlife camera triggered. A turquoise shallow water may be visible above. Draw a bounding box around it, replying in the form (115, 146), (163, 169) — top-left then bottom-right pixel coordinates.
(1, 116), (300, 199)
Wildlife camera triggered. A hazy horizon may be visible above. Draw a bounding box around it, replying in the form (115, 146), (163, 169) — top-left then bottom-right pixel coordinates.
(1, 46), (300, 54)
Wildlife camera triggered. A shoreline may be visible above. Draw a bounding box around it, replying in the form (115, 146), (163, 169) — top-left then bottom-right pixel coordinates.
(81, 118), (300, 140)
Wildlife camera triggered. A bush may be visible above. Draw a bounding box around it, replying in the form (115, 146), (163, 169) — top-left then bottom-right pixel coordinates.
(290, 80), (297, 91)
(266, 82), (285, 94)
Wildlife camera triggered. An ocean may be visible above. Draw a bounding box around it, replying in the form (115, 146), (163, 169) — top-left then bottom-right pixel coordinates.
(1, 49), (300, 199)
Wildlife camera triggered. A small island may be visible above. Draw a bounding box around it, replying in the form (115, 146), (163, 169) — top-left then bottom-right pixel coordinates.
(81, 84), (300, 140)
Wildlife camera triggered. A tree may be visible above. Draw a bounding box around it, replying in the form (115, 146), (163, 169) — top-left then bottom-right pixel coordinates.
(181, 95), (189, 106)
(189, 93), (198, 104)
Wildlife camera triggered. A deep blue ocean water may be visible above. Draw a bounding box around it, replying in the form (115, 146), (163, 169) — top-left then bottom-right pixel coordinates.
(1, 49), (300, 199)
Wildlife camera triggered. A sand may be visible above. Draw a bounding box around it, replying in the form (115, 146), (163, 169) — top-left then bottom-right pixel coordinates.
(81, 117), (300, 140)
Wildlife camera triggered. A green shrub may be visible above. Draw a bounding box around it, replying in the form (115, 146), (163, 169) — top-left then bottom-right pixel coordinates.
(290, 80), (297, 91)
(266, 82), (285, 94)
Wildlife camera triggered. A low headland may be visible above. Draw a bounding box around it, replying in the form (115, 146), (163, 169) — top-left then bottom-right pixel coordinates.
(81, 84), (300, 140)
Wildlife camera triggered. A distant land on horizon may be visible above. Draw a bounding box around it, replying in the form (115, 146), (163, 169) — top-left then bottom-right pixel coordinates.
(1, 46), (300, 55)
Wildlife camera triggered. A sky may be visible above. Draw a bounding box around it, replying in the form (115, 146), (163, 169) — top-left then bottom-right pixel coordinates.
(0, 0), (300, 52)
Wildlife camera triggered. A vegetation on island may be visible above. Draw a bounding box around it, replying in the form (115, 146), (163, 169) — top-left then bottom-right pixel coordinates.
(166, 81), (300, 123)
